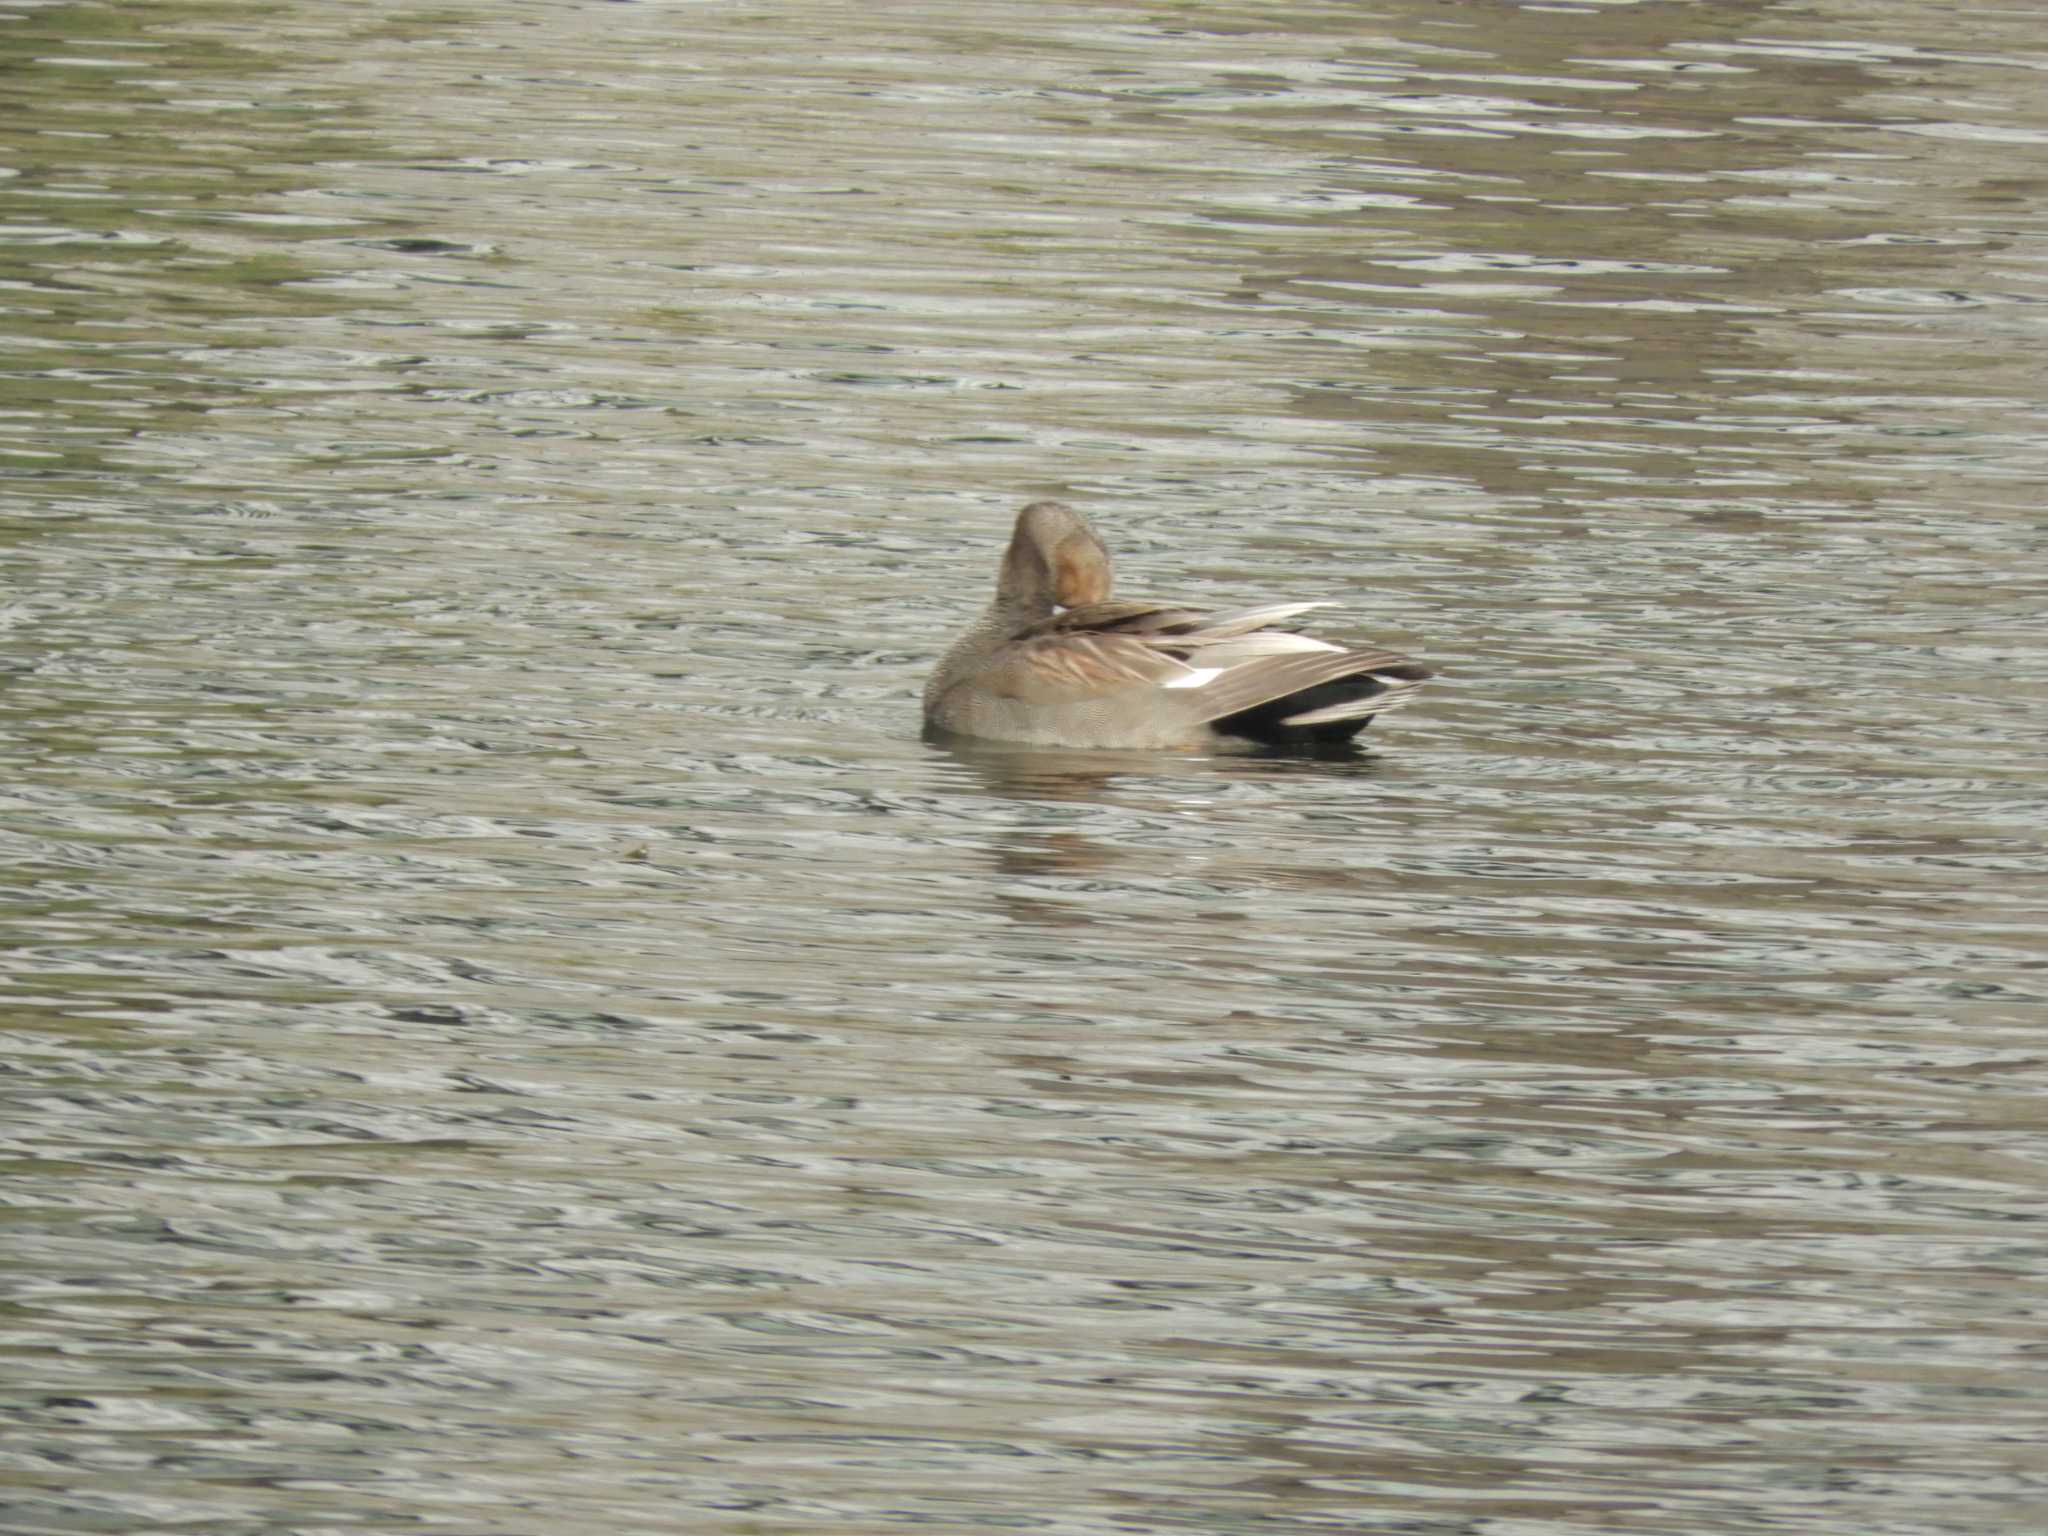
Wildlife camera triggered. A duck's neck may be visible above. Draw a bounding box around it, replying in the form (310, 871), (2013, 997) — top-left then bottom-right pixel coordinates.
(987, 585), (1054, 629)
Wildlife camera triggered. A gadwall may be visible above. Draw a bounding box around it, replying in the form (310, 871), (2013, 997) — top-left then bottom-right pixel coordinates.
(923, 501), (1431, 749)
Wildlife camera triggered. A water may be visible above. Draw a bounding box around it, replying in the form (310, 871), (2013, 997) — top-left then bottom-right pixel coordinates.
(4, 2), (2046, 1533)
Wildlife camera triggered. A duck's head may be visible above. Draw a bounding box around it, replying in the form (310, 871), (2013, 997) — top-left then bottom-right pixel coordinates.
(998, 500), (1112, 610)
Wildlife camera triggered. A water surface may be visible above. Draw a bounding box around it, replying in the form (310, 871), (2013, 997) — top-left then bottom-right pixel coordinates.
(4, 2), (2046, 1533)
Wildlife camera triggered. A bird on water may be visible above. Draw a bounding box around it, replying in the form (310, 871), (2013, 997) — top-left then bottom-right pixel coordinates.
(923, 501), (1431, 750)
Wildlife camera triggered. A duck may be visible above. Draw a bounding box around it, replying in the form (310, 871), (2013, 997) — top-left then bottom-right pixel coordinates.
(922, 501), (1431, 749)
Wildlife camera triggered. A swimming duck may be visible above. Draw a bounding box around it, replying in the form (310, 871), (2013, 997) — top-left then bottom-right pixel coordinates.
(923, 501), (1431, 749)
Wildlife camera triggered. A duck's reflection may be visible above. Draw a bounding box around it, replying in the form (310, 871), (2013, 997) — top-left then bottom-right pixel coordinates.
(927, 733), (1383, 804)
(924, 734), (1402, 890)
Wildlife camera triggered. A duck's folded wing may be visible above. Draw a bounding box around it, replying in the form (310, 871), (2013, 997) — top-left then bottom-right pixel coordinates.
(1175, 647), (1433, 725)
(1177, 601), (1333, 639)
(978, 631), (1212, 702)
(1022, 599), (1207, 638)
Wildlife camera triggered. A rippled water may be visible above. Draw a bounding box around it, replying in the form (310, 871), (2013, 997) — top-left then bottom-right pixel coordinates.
(5, 2), (2046, 1533)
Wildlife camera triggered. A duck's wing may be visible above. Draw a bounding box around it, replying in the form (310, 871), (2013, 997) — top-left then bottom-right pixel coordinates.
(1173, 601), (1334, 640)
(975, 625), (1216, 703)
(1177, 645), (1433, 727)
(984, 597), (1427, 717)
(1022, 598), (1331, 645)
(1018, 599), (1208, 638)
(977, 599), (1221, 702)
